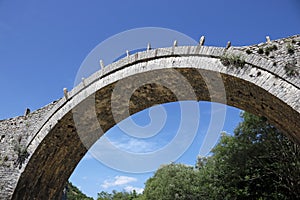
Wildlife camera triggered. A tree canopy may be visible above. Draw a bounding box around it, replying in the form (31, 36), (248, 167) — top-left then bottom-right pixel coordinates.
(142, 112), (300, 199)
(97, 189), (142, 200)
(143, 163), (202, 200)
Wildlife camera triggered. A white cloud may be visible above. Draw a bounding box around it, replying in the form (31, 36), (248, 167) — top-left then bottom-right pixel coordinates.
(111, 138), (159, 153)
(101, 176), (137, 189)
(124, 185), (144, 194)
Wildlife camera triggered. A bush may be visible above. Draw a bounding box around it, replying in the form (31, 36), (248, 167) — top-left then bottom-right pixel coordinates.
(286, 43), (295, 54)
(220, 54), (245, 68)
(284, 63), (299, 76)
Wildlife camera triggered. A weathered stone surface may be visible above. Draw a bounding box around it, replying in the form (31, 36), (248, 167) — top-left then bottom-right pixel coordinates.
(0, 35), (299, 199)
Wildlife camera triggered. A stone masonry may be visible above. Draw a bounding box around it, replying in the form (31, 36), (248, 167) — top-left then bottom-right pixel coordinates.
(0, 35), (299, 199)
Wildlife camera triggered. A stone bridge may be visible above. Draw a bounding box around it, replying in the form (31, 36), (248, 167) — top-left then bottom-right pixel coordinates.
(0, 35), (299, 199)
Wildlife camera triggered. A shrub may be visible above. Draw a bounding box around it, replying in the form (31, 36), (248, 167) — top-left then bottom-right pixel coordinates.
(220, 54), (245, 68)
(286, 43), (295, 54)
(14, 144), (30, 169)
(257, 48), (264, 54)
(284, 63), (299, 77)
(264, 45), (278, 56)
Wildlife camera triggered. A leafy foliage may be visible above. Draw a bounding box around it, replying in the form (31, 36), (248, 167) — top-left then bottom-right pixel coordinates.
(263, 44), (278, 56)
(257, 48), (264, 54)
(141, 112), (300, 199)
(97, 189), (143, 200)
(13, 143), (29, 169)
(66, 182), (93, 200)
(284, 62), (299, 77)
(143, 163), (202, 200)
(220, 54), (245, 68)
(201, 112), (300, 199)
(286, 43), (295, 54)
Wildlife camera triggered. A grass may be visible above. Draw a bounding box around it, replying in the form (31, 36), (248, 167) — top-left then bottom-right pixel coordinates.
(286, 43), (295, 54)
(264, 45), (278, 56)
(257, 48), (264, 54)
(220, 54), (245, 68)
(284, 63), (299, 77)
(14, 143), (30, 169)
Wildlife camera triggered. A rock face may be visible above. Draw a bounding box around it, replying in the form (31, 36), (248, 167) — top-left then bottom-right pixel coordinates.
(0, 35), (299, 200)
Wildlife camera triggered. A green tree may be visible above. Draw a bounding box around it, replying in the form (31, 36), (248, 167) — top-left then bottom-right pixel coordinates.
(66, 181), (93, 200)
(143, 163), (202, 200)
(97, 191), (112, 200)
(97, 189), (142, 200)
(142, 112), (300, 199)
(204, 112), (300, 199)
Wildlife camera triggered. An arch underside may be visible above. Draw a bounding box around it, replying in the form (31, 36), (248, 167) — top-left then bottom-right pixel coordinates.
(12, 68), (300, 200)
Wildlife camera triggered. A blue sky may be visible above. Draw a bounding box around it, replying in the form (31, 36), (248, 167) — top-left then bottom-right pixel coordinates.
(0, 0), (299, 199)
(70, 102), (241, 198)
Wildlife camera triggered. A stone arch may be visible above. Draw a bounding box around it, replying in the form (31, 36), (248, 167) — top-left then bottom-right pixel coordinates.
(2, 36), (299, 199)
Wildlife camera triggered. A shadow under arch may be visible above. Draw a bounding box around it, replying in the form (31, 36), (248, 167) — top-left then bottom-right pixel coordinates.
(12, 50), (300, 199)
